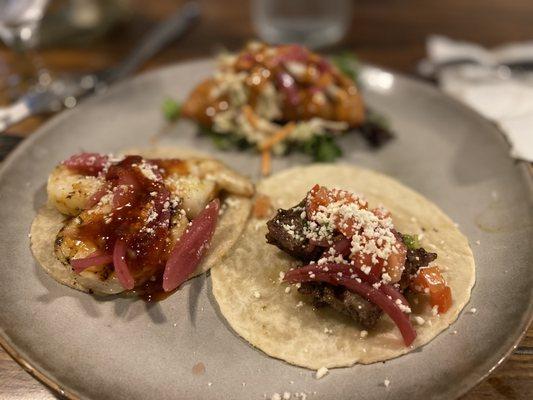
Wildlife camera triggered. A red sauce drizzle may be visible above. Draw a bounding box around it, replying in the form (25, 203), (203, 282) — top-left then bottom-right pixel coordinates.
(72, 155), (188, 299)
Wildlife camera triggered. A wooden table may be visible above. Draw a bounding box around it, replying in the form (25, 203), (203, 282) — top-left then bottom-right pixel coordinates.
(0, 1), (531, 398)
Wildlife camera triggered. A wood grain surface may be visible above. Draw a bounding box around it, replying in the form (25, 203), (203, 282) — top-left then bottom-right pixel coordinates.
(0, 1), (531, 399)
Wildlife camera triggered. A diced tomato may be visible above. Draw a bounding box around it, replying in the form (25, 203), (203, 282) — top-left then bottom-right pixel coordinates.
(306, 184), (329, 216)
(351, 251), (381, 279)
(386, 241), (407, 283)
(411, 266), (452, 313)
(372, 207), (390, 219)
(306, 185), (366, 219)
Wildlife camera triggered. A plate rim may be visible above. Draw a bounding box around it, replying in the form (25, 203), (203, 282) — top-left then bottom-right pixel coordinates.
(0, 58), (531, 400)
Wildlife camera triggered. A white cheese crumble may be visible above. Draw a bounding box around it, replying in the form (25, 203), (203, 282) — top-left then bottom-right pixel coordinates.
(395, 299), (411, 314)
(469, 307), (477, 314)
(253, 291), (261, 299)
(137, 161), (159, 181)
(383, 379), (390, 388)
(315, 366), (329, 379)
(413, 316), (425, 325)
(360, 330), (368, 338)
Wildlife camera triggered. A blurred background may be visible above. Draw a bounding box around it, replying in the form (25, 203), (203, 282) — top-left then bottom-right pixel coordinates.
(0, 0), (531, 122)
(0, 0), (533, 145)
(2, 0), (533, 137)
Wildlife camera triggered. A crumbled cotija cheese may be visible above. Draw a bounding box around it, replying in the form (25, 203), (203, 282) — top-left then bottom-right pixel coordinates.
(315, 367), (329, 379)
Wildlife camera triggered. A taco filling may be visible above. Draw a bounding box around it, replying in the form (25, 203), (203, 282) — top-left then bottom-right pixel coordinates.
(32, 150), (254, 296)
(210, 165), (474, 368)
(266, 185), (452, 346)
(176, 42), (392, 173)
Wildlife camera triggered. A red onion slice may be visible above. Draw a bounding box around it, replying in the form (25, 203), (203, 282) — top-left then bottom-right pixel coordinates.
(332, 236), (351, 257)
(71, 252), (113, 273)
(291, 263), (409, 307)
(284, 268), (416, 346)
(162, 199), (220, 292)
(111, 169), (141, 209)
(63, 153), (108, 176)
(113, 239), (135, 290)
(85, 185), (109, 210)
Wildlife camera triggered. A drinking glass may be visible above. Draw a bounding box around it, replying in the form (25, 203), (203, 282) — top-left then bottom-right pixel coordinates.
(251, 0), (353, 49)
(0, 0), (50, 93)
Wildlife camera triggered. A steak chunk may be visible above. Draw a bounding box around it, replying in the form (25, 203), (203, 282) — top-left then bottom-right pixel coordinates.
(266, 203), (438, 331)
(265, 200), (322, 262)
(299, 282), (382, 329)
(399, 246), (437, 291)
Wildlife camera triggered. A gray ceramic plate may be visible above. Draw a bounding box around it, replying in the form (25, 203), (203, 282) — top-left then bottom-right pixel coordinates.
(0, 60), (531, 400)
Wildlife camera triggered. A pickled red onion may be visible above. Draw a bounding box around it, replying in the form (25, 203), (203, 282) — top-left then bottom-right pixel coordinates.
(113, 239), (135, 290)
(85, 185), (109, 209)
(162, 199), (220, 292)
(63, 153), (108, 176)
(71, 252), (113, 273)
(284, 266), (416, 346)
(291, 263), (409, 306)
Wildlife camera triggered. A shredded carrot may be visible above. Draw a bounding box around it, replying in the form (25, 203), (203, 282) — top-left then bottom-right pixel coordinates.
(242, 105), (260, 129)
(261, 149), (271, 176)
(260, 122), (296, 151)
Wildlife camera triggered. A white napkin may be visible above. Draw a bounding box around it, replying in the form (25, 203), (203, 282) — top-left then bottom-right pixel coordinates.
(421, 35), (533, 162)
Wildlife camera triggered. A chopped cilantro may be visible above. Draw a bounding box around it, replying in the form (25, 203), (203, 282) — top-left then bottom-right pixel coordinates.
(162, 98), (182, 121)
(331, 52), (360, 83)
(402, 234), (420, 251)
(300, 135), (343, 162)
(200, 125), (341, 162)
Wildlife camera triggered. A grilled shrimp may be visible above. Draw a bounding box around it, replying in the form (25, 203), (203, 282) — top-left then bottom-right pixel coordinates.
(49, 157), (253, 219)
(184, 158), (254, 197)
(54, 192), (191, 294)
(54, 193), (125, 294)
(49, 154), (253, 294)
(163, 157), (254, 219)
(47, 165), (103, 216)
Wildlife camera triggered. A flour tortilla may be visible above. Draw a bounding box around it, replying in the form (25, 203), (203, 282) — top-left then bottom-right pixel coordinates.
(30, 147), (253, 295)
(211, 164), (475, 369)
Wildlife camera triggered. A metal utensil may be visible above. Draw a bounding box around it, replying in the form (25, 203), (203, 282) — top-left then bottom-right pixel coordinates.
(0, 1), (200, 132)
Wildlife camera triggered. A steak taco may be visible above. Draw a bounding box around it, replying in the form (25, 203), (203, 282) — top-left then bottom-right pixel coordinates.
(211, 165), (475, 369)
(31, 148), (254, 296)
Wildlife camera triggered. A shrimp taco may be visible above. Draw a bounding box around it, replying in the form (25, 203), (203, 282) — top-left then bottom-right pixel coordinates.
(211, 165), (475, 369)
(30, 147), (254, 296)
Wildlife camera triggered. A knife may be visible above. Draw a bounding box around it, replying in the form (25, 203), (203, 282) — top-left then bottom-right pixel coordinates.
(0, 2), (200, 132)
